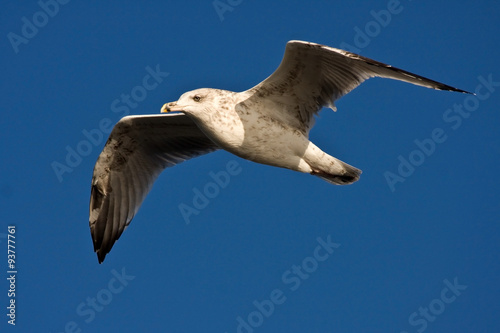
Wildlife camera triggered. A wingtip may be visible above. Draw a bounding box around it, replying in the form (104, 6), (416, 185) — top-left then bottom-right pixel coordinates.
(96, 250), (106, 264)
(93, 239), (107, 263)
(453, 87), (474, 95)
(436, 83), (473, 95)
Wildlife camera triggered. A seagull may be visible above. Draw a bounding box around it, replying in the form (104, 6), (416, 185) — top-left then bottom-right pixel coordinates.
(89, 40), (471, 263)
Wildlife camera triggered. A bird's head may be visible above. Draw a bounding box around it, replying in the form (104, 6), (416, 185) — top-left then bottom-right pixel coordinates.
(161, 88), (217, 116)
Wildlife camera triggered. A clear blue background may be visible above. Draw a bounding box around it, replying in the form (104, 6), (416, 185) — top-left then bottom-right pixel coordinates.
(1, 1), (499, 332)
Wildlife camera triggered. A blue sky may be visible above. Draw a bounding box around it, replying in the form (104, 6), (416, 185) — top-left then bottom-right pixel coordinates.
(1, 1), (499, 332)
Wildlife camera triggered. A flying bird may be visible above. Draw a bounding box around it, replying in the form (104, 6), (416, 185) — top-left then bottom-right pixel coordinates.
(89, 40), (471, 263)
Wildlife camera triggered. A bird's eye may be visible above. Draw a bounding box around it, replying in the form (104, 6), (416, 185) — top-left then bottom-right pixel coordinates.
(193, 95), (201, 102)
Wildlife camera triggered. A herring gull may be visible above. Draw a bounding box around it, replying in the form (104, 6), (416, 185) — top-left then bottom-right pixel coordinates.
(89, 40), (471, 263)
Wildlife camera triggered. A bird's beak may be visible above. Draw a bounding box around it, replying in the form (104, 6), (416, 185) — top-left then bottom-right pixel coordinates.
(161, 101), (184, 113)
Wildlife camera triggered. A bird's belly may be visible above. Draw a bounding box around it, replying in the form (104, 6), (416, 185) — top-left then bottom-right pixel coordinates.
(193, 111), (310, 171)
(223, 123), (310, 171)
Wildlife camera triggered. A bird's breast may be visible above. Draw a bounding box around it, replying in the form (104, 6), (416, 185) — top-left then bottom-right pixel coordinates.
(190, 109), (246, 151)
(190, 106), (309, 170)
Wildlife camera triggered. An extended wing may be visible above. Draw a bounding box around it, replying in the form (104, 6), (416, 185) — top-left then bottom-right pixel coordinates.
(89, 113), (219, 263)
(246, 40), (471, 135)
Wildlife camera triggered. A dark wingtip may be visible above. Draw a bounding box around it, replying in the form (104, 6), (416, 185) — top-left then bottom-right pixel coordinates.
(437, 82), (473, 95)
(90, 226), (106, 263)
(97, 250), (106, 264)
(451, 87), (474, 95)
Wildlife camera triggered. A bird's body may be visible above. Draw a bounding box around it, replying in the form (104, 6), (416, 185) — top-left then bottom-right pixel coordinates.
(176, 88), (360, 184)
(89, 40), (471, 263)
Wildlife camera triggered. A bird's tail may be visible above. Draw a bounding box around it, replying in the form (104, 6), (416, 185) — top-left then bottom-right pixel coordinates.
(312, 159), (362, 185)
(303, 142), (362, 185)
